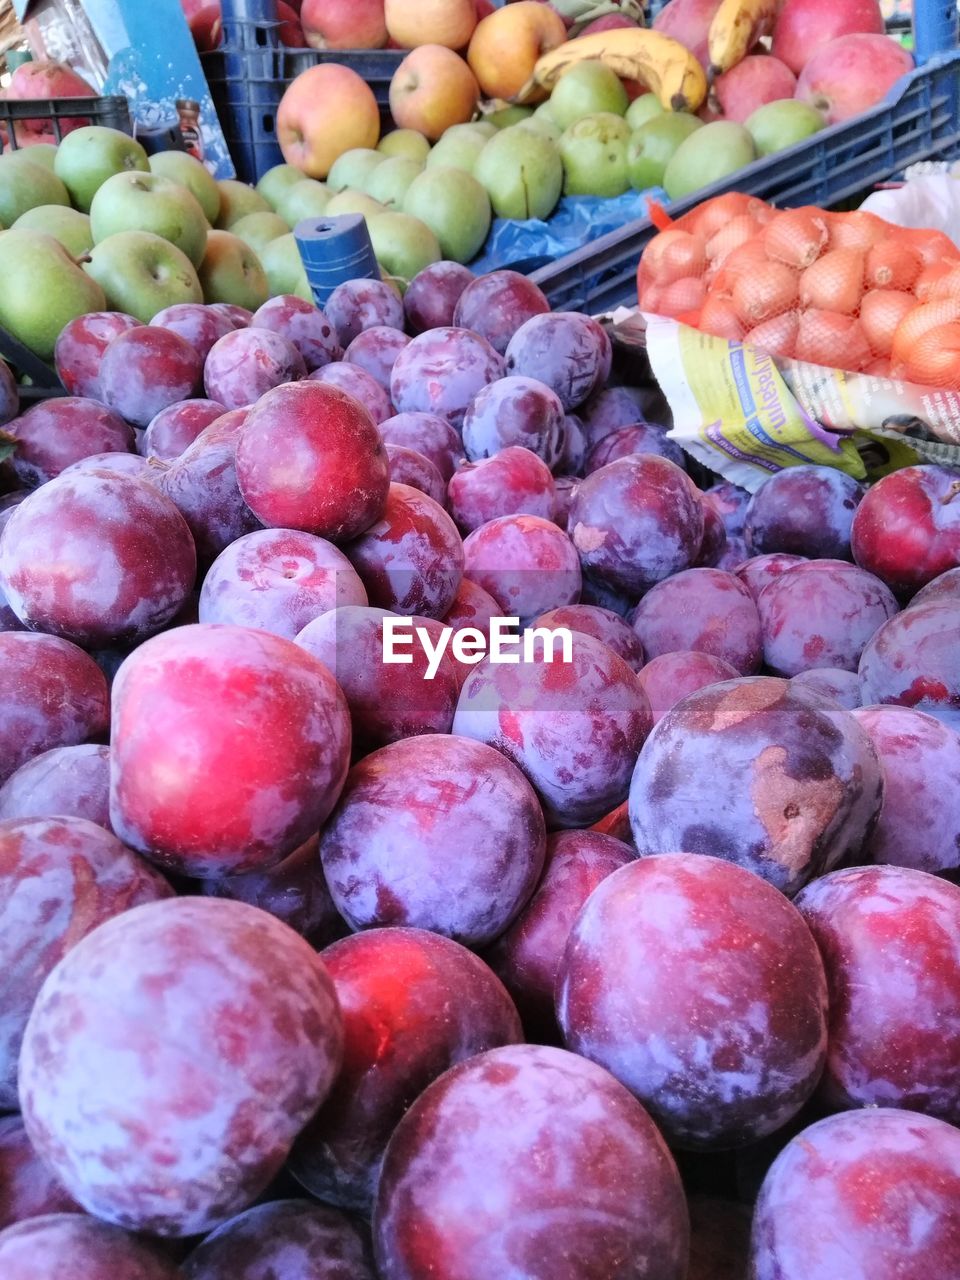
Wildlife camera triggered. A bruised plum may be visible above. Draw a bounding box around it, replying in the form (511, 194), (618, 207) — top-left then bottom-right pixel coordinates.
(384, 445), (446, 506)
(199, 528), (368, 640)
(704, 481), (751, 539)
(750, 1109), (960, 1280)
(325, 279), (404, 348)
(628, 677), (884, 895)
(735, 552), (807, 599)
(0, 816), (171, 1111)
(251, 294), (343, 371)
(390, 328), (504, 430)
(790, 666), (861, 709)
(448, 447), (556, 534)
(345, 483), (463, 619)
(308, 361), (393, 425)
(0, 1214), (181, 1279)
(373, 1043), (689, 1280)
(0, 744), (111, 829)
(20, 899), (344, 1237)
(290, 929), (522, 1210)
(578, 384), (656, 448)
(0, 1118), (80, 1231)
(100, 326), (202, 429)
(530, 603), (645, 671)
(851, 705), (960, 875)
(204, 328), (306, 409)
(504, 312), (612, 411)
(151, 303), (236, 362)
(636, 650), (740, 725)
(568, 455), (704, 595)
(584, 422), (685, 473)
(559, 854), (828, 1149)
(757, 561), (899, 675)
(236, 381), (390, 541)
(461, 376), (566, 468)
(198, 834), (346, 949)
(453, 632), (652, 828)
(0, 471), (197, 647)
(183, 1200), (375, 1280)
(486, 830), (633, 1040)
(744, 466), (865, 560)
(110, 624), (351, 877)
(630, 568), (762, 674)
(452, 271), (550, 355)
(0, 633), (108, 786)
(858, 600), (960, 729)
(296, 606), (460, 755)
(796, 865), (960, 1124)
(319, 735), (545, 946)
(462, 514), (581, 623)
(344, 326), (410, 391)
(5, 398), (135, 489)
(378, 412), (463, 481)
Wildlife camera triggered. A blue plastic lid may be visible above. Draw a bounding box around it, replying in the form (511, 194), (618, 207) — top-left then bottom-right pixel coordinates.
(294, 214), (381, 307)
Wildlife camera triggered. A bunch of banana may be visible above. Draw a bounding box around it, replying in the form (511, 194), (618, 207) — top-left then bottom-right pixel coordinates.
(550, 0), (647, 35)
(516, 28), (708, 114)
(707, 0), (780, 77)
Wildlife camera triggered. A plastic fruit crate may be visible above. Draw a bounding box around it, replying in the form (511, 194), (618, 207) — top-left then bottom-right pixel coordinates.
(0, 94), (132, 148)
(203, 0), (403, 184)
(530, 47), (960, 314)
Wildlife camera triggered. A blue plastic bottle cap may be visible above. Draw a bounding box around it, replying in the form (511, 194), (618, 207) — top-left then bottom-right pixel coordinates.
(294, 214), (381, 307)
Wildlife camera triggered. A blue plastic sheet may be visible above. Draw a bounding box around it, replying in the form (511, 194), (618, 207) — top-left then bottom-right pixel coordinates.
(470, 188), (669, 275)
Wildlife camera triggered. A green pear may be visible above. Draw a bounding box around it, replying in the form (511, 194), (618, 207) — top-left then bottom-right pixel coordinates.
(377, 129), (431, 163)
(149, 150), (221, 223)
(746, 100), (825, 157)
(366, 157), (424, 210)
(663, 121), (756, 201)
(256, 163), (306, 210)
(85, 230), (203, 322)
(13, 205), (93, 257)
(368, 212), (441, 286)
(327, 148), (385, 193)
(426, 125), (490, 175)
(0, 230), (105, 359)
(230, 211), (291, 256)
(277, 180), (330, 227)
(216, 179), (271, 229)
(486, 106), (533, 129)
(627, 113), (703, 190)
(403, 166), (490, 264)
(53, 126), (149, 213)
(475, 127), (563, 220)
(324, 191), (386, 219)
(626, 94), (665, 131)
(0, 154), (70, 227)
(550, 62), (628, 130)
(559, 113), (631, 198)
(199, 230), (269, 311)
(261, 233), (310, 298)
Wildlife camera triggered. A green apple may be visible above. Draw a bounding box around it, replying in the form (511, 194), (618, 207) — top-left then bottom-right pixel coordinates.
(277, 179), (331, 227)
(230, 211), (290, 255)
(199, 230), (269, 310)
(403, 166), (491, 264)
(368, 212), (441, 286)
(261, 233), (311, 298)
(487, 106), (533, 129)
(53, 126), (149, 213)
(324, 190), (386, 218)
(149, 150), (220, 224)
(85, 230), (203, 322)
(0, 230), (106, 359)
(256, 163), (306, 210)
(90, 171), (209, 267)
(216, 179), (272, 229)
(327, 148), (385, 194)
(627, 112), (703, 190)
(663, 120), (756, 201)
(474, 126), (563, 220)
(16, 143), (57, 172)
(0, 154), (70, 226)
(559, 113), (631, 197)
(746, 99), (825, 157)
(377, 129), (431, 163)
(366, 157), (424, 209)
(518, 115), (562, 143)
(626, 94), (664, 131)
(550, 62), (628, 131)
(13, 205), (93, 257)
(426, 124), (491, 174)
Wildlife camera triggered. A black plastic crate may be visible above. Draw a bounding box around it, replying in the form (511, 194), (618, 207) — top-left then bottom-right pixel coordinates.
(0, 94), (132, 148)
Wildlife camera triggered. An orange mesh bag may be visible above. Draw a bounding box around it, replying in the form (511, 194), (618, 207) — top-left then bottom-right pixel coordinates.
(637, 196), (960, 386)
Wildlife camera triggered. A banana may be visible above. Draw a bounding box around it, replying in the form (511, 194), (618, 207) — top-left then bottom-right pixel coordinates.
(707, 0), (779, 77)
(516, 29), (708, 115)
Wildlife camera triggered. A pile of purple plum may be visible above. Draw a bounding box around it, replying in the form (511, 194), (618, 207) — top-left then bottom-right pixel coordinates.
(1, 259), (959, 1280)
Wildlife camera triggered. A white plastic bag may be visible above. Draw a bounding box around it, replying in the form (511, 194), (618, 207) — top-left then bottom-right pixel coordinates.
(861, 173), (960, 250)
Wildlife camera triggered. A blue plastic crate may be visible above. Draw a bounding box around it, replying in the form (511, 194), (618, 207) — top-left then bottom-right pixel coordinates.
(529, 47), (960, 315)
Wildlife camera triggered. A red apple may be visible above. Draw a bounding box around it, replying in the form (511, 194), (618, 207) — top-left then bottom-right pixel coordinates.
(653, 0), (723, 70)
(714, 55), (797, 123)
(301, 0), (388, 49)
(772, 0), (884, 75)
(5, 60), (96, 142)
(278, 64), (380, 179)
(795, 33), (913, 125)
